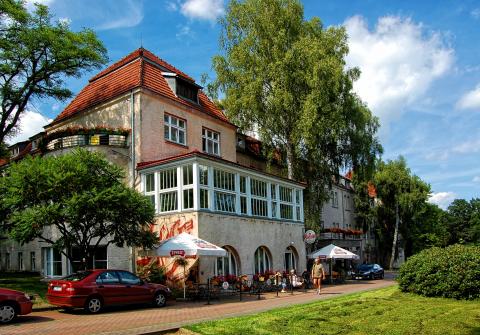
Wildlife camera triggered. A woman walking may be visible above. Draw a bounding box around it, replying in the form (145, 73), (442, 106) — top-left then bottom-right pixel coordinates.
(311, 256), (326, 295)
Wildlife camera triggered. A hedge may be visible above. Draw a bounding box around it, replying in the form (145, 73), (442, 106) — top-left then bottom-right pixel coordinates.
(398, 244), (480, 300)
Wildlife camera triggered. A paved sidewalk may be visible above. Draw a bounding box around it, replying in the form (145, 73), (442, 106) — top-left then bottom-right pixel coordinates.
(2, 278), (396, 335)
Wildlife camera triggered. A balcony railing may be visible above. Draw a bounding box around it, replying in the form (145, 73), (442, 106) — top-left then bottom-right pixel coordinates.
(46, 134), (128, 151)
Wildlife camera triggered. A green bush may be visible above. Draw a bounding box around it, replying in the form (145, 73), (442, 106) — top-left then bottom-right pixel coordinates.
(398, 244), (480, 300)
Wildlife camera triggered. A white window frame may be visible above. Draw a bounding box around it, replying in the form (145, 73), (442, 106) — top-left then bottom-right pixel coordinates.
(18, 252), (24, 271)
(140, 158), (304, 222)
(164, 114), (186, 146)
(254, 246), (271, 274)
(30, 251), (36, 272)
(250, 178), (268, 217)
(213, 168), (236, 213)
(214, 248), (238, 276)
(143, 172), (157, 212)
(158, 168), (179, 213)
(202, 128), (220, 156)
(43, 248), (62, 278)
(332, 191), (339, 208)
(279, 186), (294, 220)
(182, 164), (194, 210)
(284, 247), (296, 271)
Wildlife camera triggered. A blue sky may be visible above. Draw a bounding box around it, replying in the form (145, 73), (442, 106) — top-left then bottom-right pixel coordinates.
(14, 0), (480, 209)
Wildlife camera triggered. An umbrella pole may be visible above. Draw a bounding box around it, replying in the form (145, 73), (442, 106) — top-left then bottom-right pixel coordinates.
(330, 259), (333, 284)
(183, 264), (186, 300)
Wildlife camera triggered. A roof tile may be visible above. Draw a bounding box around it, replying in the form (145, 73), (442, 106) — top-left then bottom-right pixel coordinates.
(52, 48), (230, 126)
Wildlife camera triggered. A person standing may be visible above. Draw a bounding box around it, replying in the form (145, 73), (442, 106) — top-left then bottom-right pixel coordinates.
(311, 256), (326, 295)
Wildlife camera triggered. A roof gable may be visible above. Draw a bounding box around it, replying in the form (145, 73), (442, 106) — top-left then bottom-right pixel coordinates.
(51, 48), (230, 126)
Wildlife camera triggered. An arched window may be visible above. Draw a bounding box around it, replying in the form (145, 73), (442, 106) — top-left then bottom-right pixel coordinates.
(214, 246), (238, 276)
(254, 246), (271, 274)
(284, 246), (297, 271)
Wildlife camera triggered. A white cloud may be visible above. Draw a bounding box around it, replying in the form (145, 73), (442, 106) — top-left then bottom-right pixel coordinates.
(176, 25), (194, 39)
(471, 8), (480, 19)
(180, 0), (224, 21)
(456, 84), (480, 110)
(428, 191), (456, 209)
(58, 17), (72, 26)
(473, 176), (480, 182)
(96, 1), (143, 30)
(344, 16), (454, 123)
(25, 0), (55, 11)
(451, 137), (480, 154)
(7, 111), (52, 145)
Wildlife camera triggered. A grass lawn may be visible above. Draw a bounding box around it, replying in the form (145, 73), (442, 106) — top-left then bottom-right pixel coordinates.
(187, 286), (480, 335)
(0, 272), (50, 307)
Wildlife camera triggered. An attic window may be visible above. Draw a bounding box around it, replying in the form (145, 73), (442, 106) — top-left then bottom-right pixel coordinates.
(176, 79), (198, 103)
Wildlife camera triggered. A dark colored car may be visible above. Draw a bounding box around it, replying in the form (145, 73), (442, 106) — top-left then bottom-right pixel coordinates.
(46, 269), (171, 313)
(0, 288), (33, 324)
(353, 264), (384, 280)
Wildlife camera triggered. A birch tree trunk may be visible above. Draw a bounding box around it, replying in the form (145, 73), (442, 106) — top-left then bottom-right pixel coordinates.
(389, 201), (400, 270)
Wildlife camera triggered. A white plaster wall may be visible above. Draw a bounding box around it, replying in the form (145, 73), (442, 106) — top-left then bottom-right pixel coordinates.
(197, 212), (306, 282)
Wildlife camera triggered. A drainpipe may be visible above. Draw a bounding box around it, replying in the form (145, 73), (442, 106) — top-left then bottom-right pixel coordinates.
(130, 90), (136, 188)
(130, 90), (136, 272)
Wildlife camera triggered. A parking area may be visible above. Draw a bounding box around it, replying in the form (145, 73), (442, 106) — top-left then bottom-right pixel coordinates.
(2, 276), (396, 335)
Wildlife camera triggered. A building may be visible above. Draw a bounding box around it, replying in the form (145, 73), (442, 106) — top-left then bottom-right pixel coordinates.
(0, 48), (306, 282)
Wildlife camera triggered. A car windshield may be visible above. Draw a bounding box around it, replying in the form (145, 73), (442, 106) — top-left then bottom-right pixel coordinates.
(358, 264), (374, 271)
(62, 271), (92, 282)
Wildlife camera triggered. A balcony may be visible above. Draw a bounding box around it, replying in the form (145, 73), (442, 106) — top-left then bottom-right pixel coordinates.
(43, 127), (130, 152)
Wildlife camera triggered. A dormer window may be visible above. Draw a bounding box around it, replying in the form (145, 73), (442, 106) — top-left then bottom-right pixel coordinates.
(161, 72), (200, 104)
(11, 147), (20, 157)
(176, 79), (198, 103)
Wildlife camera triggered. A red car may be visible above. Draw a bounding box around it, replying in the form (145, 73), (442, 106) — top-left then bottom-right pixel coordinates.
(0, 288), (33, 324)
(47, 269), (171, 313)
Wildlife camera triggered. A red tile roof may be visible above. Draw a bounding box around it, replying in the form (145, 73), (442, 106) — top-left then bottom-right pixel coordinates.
(52, 48), (232, 126)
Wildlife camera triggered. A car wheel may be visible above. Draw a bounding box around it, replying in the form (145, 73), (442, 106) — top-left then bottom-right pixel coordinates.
(369, 274), (374, 280)
(0, 303), (17, 324)
(381, 272), (384, 279)
(153, 292), (166, 308)
(85, 296), (103, 314)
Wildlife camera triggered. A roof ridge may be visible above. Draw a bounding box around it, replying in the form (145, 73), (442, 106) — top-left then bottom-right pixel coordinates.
(89, 49), (141, 82)
(89, 47), (194, 84)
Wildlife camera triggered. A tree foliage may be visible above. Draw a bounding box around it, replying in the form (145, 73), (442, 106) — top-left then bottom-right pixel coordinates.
(444, 198), (480, 245)
(0, 0), (107, 146)
(210, 0), (381, 231)
(0, 149), (157, 270)
(373, 157), (430, 267)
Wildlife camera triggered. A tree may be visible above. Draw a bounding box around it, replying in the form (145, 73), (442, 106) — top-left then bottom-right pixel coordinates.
(445, 199), (480, 245)
(0, 0), (107, 147)
(0, 149), (157, 270)
(210, 0), (381, 230)
(374, 157), (430, 268)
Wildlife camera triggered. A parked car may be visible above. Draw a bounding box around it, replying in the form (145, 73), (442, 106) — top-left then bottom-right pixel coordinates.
(0, 288), (34, 324)
(46, 269), (171, 313)
(352, 264), (384, 280)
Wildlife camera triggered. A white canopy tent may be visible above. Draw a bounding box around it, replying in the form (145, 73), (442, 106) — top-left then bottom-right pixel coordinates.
(308, 244), (359, 260)
(156, 233), (227, 299)
(156, 232), (227, 258)
(308, 244), (359, 283)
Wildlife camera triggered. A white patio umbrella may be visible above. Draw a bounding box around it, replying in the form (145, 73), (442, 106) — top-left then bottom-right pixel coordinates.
(156, 233), (227, 299)
(308, 244), (359, 283)
(308, 244), (359, 260)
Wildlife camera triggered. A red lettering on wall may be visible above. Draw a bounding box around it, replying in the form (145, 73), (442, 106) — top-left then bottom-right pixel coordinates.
(158, 218), (194, 241)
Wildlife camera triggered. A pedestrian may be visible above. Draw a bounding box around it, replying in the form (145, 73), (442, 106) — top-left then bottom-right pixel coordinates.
(311, 256), (326, 295)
